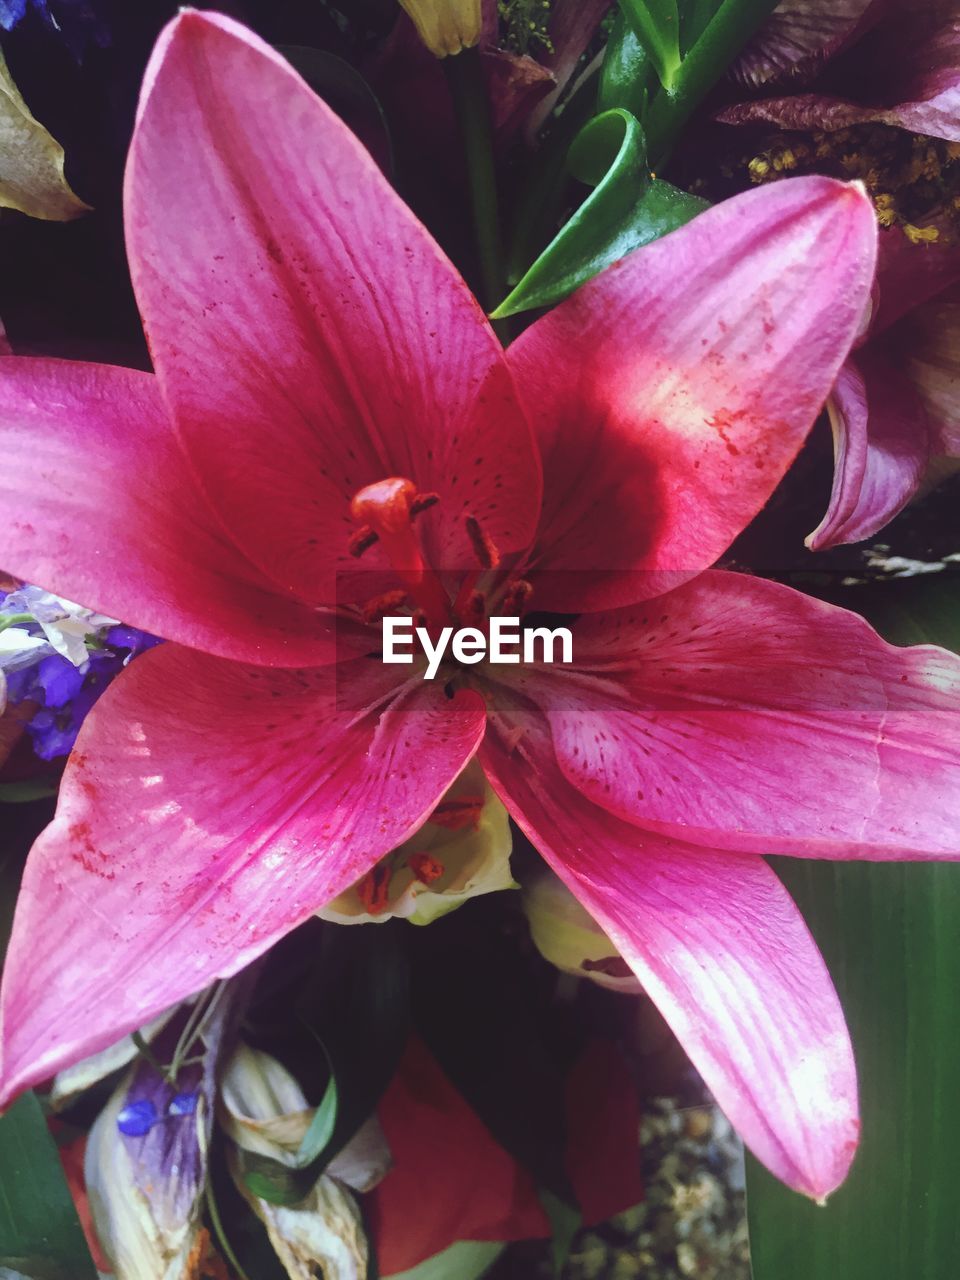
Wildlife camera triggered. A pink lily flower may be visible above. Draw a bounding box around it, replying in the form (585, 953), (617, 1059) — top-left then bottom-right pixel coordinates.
(1, 10), (957, 1202)
(809, 224), (960, 547)
(720, 0), (960, 142)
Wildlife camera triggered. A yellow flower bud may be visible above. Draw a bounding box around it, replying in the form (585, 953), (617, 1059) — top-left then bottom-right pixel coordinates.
(397, 0), (483, 57)
(523, 870), (642, 994)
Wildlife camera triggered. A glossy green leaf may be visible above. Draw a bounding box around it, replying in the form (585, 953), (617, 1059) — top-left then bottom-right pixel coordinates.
(619, 0), (681, 92)
(493, 109), (706, 318)
(600, 11), (655, 121)
(0, 1093), (96, 1280)
(296, 1068), (338, 1166)
(747, 575), (960, 1280)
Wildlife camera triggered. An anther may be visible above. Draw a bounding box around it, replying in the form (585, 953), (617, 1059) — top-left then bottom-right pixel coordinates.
(430, 794), (484, 831)
(349, 526), (379, 558)
(360, 590), (409, 626)
(407, 852), (445, 885)
(357, 863), (392, 915)
(463, 590), (486, 625)
(465, 515), (500, 570)
(410, 492), (440, 518)
(501, 578), (533, 615)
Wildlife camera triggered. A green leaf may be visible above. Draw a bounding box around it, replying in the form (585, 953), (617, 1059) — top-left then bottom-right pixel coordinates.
(599, 10), (655, 121)
(539, 1188), (582, 1277)
(643, 0), (780, 162)
(493, 109), (706, 318)
(0, 780), (59, 804)
(296, 1069), (338, 1166)
(0, 1093), (96, 1280)
(747, 575), (960, 1280)
(619, 0), (681, 92)
(386, 1240), (505, 1280)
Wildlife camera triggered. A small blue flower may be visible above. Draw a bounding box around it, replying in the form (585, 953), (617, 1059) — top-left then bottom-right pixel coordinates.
(1, 586), (160, 759)
(116, 1097), (158, 1138)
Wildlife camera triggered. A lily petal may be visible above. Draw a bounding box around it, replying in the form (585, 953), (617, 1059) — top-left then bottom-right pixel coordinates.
(507, 177), (876, 610)
(504, 570), (960, 859)
(481, 703), (858, 1199)
(125, 11), (540, 605)
(0, 646), (485, 1106)
(807, 354), (930, 549)
(732, 0), (877, 89)
(0, 358), (346, 666)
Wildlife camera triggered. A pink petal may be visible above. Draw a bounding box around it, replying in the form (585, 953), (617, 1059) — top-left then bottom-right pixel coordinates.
(731, 0), (877, 88)
(0, 357), (344, 666)
(481, 703), (858, 1198)
(507, 177), (876, 611)
(807, 353), (930, 549)
(0, 646), (485, 1104)
(501, 569), (960, 859)
(125, 12), (540, 605)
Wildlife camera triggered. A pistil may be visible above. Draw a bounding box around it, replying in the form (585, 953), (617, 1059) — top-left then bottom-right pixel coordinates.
(349, 477), (451, 626)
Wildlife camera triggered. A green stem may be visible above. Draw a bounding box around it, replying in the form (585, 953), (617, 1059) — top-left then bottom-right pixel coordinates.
(0, 614), (35, 633)
(644, 0), (780, 165)
(444, 47), (510, 341)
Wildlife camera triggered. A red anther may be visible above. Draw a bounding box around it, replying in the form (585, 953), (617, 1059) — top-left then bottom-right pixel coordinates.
(501, 578), (533, 616)
(582, 956), (634, 979)
(430, 794), (484, 831)
(463, 590), (486, 624)
(410, 492), (440, 518)
(407, 851), (445, 885)
(356, 863), (393, 915)
(349, 526), (379, 558)
(464, 515), (500, 570)
(360, 590), (409, 626)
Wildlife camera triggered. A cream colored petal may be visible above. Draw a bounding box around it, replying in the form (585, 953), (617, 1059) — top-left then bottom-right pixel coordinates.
(0, 49), (90, 220)
(232, 1155), (368, 1280)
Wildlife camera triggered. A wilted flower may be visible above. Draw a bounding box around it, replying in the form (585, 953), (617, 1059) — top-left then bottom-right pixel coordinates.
(222, 1044), (388, 1280)
(83, 987), (235, 1280)
(1, 12), (958, 1206)
(721, 0), (960, 142)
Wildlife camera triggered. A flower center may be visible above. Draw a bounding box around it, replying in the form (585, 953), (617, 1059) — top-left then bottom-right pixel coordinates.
(348, 475), (531, 635)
